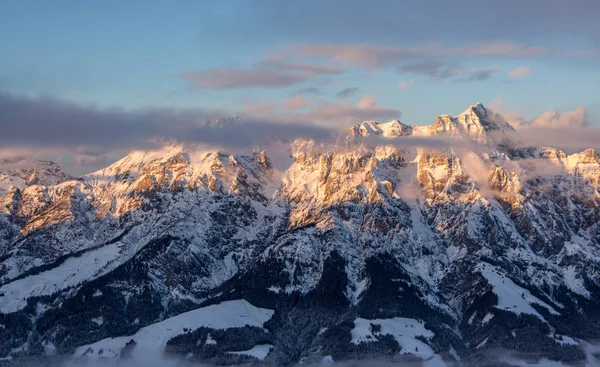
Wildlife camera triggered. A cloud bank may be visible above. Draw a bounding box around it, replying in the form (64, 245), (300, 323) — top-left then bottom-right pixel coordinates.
(178, 61), (341, 89)
(0, 91), (335, 153)
(1, 89), (597, 175)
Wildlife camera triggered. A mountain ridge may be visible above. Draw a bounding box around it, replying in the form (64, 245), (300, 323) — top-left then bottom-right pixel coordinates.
(0, 103), (599, 366)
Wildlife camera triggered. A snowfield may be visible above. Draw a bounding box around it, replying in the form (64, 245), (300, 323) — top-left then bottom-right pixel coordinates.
(0, 243), (122, 314)
(477, 263), (560, 322)
(351, 317), (436, 358)
(228, 344), (274, 360)
(71, 300), (274, 362)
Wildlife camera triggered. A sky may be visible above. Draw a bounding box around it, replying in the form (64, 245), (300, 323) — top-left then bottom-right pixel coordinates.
(0, 0), (599, 174)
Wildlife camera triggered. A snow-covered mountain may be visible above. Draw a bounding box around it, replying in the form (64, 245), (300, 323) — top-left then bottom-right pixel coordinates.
(1, 104), (600, 366)
(0, 157), (73, 195)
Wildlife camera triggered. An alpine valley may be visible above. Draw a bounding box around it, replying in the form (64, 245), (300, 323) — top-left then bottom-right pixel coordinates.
(1, 104), (600, 366)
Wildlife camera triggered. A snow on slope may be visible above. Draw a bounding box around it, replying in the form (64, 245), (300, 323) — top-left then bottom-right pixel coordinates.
(0, 243), (122, 313)
(351, 317), (437, 359)
(228, 344), (274, 360)
(477, 263), (560, 321)
(72, 300), (274, 361)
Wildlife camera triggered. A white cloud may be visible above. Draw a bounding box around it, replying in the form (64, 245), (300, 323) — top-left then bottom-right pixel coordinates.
(357, 94), (377, 109)
(530, 105), (589, 128)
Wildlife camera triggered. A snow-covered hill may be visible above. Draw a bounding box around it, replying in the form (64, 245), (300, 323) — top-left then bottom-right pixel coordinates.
(0, 103), (599, 366)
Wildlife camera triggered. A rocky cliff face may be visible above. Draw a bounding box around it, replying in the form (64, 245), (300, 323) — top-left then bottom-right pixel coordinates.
(0, 104), (599, 366)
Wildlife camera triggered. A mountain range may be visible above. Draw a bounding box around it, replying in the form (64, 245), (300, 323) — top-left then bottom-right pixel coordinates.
(1, 103), (599, 366)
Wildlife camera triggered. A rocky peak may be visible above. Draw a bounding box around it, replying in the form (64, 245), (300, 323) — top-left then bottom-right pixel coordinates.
(25, 169), (39, 186)
(538, 147), (568, 161)
(350, 119), (413, 137)
(430, 114), (457, 134)
(349, 103), (518, 146)
(0, 157), (72, 196)
(575, 148), (600, 164)
(453, 103), (516, 143)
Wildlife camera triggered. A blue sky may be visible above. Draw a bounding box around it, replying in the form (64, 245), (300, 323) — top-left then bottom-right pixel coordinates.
(0, 0), (599, 173)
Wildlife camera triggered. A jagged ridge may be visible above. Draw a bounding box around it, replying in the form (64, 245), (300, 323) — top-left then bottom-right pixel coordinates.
(0, 104), (599, 366)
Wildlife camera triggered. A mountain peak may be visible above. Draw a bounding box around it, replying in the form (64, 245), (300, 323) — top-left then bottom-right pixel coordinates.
(451, 102), (516, 143)
(462, 102), (486, 115)
(350, 119), (412, 137)
(0, 157), (72, 195)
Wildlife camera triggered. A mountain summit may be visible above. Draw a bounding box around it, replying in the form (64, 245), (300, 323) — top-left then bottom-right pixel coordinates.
(349, 103), (517, 146)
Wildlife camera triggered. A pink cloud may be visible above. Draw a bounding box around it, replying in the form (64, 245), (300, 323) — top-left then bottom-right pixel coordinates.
(508, 66), (532, 79)
(270, 41), (549, 69)
(179, 59), (341, 89)
(257, 60), (342, 75)
(243, 94), (400, 128)
(488, 97), (589, 129)
(356, 94), (376, 109)
(397, 79), (414, 89)
(244, 102), (276, 115)
(283, 95), (310, 110)
(179, 69), (312, 89)
(530, 105), (589, 128)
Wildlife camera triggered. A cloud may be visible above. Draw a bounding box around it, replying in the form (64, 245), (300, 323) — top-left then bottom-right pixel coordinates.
(283, 95), (310, 110)
(454, 66), (502, 82)
(337, 87), (360, 98)
(216, 1), (597, 54)
(244, 93), (400, 128)
(0, 89), (402, 172)
(178, 60), (340, 89)
(398, 62), (503, 83)
(488, 96), (527, 127)
(530, 105), (589, 128)
(517, 125), (600, 152)
(398, 62), (462, 80)
(487, 97), (598, 152)
(63, 152), (122, 175)
(179, 69), (313, 89)
(271, 42), (548, 69)
(456, 42), (547, 57)
(294, 87), (322, 96)
(256, 60), (342, 75)
(4, 87), (595, 177)
(489, 97), (590, 130)
(567, 49), (600, 58)
(0, 90), (335, 155)
(305, 95), (400, 127)
(243, 102), (275, 115)
(508, 66), (532, 79)
(397, 79), (414, 89)
(356, 94), (376, 109)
